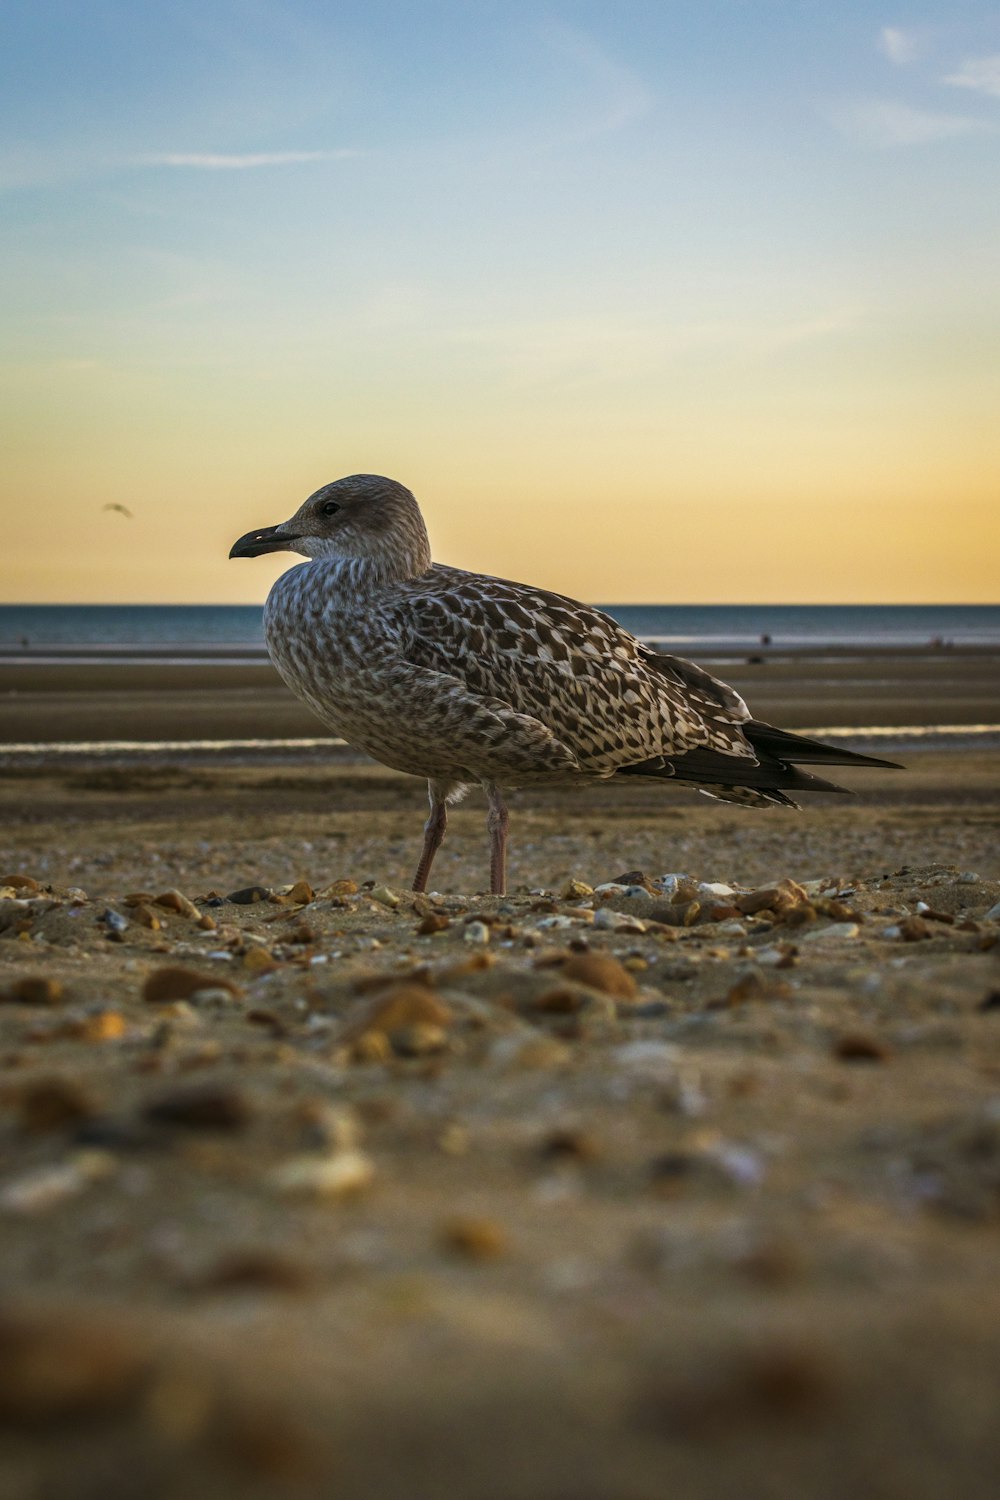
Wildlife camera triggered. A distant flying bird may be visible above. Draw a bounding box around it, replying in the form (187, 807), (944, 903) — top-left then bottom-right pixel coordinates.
(103, 503), (133, 519)
(230, 474), (901, 895)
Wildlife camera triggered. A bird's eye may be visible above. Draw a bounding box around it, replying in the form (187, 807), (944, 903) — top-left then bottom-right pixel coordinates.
(319, 500), (340, 517)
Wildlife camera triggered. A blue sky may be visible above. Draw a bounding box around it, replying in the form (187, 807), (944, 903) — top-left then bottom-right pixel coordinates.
(3, 2), (999, 601)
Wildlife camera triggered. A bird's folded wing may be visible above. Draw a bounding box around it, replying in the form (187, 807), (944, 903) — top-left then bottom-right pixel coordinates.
(351, 638), (583, 779)
(387, 574), (757, 775)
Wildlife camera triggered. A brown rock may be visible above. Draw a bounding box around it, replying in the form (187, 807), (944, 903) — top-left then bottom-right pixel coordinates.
(287, 880), (314, 904)
(132, 904), (163, 931)
(560, 951), (638, 999)
(143, 1083), (250, 1130)
(193, 1250), (313, 1294)
(833, 1031), (891, 1063)
(341, 984), (453, 1040)
(440, 1216), (508, 1260)
(0, 1306), (148, 1422)
(389, 1023), (449, 1057)
(2, 874), (41, 893)
(70, 1009), (128, 1043)
(538, 1126), (602, 1162)
(2, 976), (64, 1007)
(531, 985), (587, 1014)
(18, 1076), (97, 1132)
(154, 889), (201, 920)
(415, 911), (450, 935)
(142, 966), (243, 1005)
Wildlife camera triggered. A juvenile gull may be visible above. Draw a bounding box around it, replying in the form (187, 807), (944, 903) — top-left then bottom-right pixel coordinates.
(230, 474), (900, 895)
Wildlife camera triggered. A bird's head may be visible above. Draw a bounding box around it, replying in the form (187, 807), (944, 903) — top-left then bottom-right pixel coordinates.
(229, 474), (431, 578)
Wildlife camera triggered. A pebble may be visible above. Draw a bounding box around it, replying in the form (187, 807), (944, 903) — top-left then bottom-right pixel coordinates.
(368, 886), (400, 908)
(983, 901), (1000, 923)
(0, 1154), (114, 1215)
(226, 886), (271, 905)
(341, 985), (453, 1040)
(154, 889), (201, 920)
(559, 951), (638, 1000)
(2, 975), (64, 1006)
(143, 1083), (251, 1130)
(18, 1076), (98, 1132)
(799, 922), (860, 942)
(389, 1022), (449, 1057)
(142, 966), (243, 1005)
(439, 1216), (508, 1260)
(463, 920), (491, 944)
(0, 1307), (148, 1420)
(593, 908), (646, 933)
(833, 1032), (892, 1063)
(270, 1150), (375, 1198)
(100, 908), (129, 934)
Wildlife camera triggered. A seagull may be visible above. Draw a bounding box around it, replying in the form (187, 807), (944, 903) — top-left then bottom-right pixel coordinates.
(230, 474), (900, 895)
(102, 503), (134, 519)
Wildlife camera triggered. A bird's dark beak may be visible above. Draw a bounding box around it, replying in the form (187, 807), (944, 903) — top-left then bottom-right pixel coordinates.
(229, 524), (300, 559)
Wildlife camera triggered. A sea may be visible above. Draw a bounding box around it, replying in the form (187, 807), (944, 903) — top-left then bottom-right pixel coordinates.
(1, 603), (999, 657)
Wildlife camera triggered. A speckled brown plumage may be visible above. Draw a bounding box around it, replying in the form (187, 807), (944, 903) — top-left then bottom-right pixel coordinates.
(230, 474), (900, 893)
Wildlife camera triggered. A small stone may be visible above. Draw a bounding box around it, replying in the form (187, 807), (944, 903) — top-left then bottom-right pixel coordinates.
(2, 975), (64, 1006)
(154, 889), (201, 920)
(270, 1150), (375, 1198)
(0, 1308), (148, 1419)
(243, 947), (280, 974)
(368, 886), (400, 908)
(194, 1250), (313, 1294)
(342, 985), (452, 1040)
(983, 901), (1000, 923)
(72, 1009), (127, 1043)
(132, 904), (163, 931)
(538, 1126), (601, 1162)
(958, 872), (981, 884)
(593, 908), (647, 933)
(321, 879), (359, 898)
(1, 874), (41, 893)
(287, 880), (315, 904)
(439, 1216), (508, 1260)
(800, 922), (860, 942)
(416, 911), (450, 935)
(833, 1032), (891, 1063)
(142, 966), (243, 1005)
(389, 1023), (449, 1057)
(143, 1083), (250, 1130)
(978, 990), (1000, 1012)
(463, 920), (491, 944)
(531, 985), (587, 1014)
(0, 1160), (98, 1214)
(562, 879), (595, 899)
(560, 951), (638, 999)
(227, 886), (271, 905)
(101, 908), (129, 934)
(18, 1076), (97, 1132)
(897, 916), (933, 942)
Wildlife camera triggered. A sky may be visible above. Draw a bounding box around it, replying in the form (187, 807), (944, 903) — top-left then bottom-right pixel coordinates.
(2, 1), (999, 604)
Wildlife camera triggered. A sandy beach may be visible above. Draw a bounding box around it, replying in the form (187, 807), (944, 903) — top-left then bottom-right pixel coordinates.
(2, 647), (1000, 1498)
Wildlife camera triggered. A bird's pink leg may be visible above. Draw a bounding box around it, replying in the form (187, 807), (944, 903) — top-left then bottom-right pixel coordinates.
(412, 782), (448, 893)
(485, 783), (509, 896)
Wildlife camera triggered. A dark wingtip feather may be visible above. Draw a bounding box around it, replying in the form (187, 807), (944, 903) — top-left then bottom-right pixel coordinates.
(744, 721), (904, 770)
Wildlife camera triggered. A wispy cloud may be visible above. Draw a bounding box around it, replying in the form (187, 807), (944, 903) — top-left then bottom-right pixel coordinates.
(142, 150), (358, 170)
(945, 54), (1000, 98)
(538, 22), (653, 143)
(831, 99), (986, 147)
(878, 27), (920, 66)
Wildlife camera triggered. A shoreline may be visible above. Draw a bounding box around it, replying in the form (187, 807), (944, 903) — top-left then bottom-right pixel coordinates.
(1, 645), (997, 748)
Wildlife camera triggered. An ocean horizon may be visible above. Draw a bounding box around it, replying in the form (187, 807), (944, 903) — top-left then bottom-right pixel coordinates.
(2, 602), (998, 655)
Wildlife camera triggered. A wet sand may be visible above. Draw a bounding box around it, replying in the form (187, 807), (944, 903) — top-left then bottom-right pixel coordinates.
(1, 655), (1000, 1498)
(2, 645), (997, 744)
